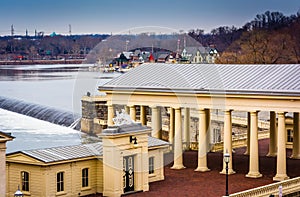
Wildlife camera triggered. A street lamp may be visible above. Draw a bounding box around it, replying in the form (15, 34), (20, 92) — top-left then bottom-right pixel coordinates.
(224, 151), (230, 197)
(14, 186), (23, 197)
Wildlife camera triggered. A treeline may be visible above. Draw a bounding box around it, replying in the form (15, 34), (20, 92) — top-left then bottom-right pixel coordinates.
(189, 11), (300, 64)
(0, 34), (109, 61)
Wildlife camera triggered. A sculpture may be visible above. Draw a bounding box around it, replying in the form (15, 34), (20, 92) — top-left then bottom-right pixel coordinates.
(112, 109), (134, 126)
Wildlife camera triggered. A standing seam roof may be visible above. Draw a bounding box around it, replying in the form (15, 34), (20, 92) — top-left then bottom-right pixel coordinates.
(100, 63), (300, 95)
(14, 137), (168, 163)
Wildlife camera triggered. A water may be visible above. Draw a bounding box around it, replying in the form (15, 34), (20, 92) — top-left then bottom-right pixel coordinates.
(0, 64), (120, 153)
(0, 96), (80, 128)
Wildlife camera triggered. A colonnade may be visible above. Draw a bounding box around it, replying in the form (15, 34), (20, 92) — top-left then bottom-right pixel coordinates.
(106, 104), (300, 181)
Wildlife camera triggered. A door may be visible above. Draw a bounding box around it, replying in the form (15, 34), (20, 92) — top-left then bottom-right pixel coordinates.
(123, 155), (134, 193)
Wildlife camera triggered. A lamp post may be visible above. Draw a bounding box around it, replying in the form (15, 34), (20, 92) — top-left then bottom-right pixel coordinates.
(14, 185), (24, 197)
(224, 151), (230, 197)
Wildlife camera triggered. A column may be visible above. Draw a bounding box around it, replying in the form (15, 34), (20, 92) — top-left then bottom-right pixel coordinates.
(195, 109), (210, 172)
(151, 106), (162, 138)
(273, 112), (289, 181)
(267, 111), (277, 156)
(171, 107), (185, 169)
(246, 111), (262, 178)
(220, 110), (235, 174)
(129, 105), (136, 122)
(140, 105), (147, 126)
(244, 112), (251, 155)
(184, 108), (190, 150)
(291, 112), (300, 159)
(125, 106), (130, 114)
(107, 104), (114, 126)
(0, 143), (6, 197)
(169, 107), (175, 146)
(205, 109), (211, 151)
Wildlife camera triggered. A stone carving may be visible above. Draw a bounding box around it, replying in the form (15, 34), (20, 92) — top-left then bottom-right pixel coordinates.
(112, 109), (134, 126)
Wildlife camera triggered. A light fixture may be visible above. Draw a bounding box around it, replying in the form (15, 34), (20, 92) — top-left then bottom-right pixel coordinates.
(224, 151), (230, 163)
(224, 150), (230, 196)
(129, 136), (138, 146)
(14, 185), (24, 197)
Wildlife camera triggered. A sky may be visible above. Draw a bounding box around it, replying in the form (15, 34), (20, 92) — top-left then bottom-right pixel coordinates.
(0, 0), (299, 36)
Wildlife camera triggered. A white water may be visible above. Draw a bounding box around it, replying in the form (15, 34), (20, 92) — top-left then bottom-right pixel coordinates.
(0, 108), (81, 153)
(0, 64), (120, 153)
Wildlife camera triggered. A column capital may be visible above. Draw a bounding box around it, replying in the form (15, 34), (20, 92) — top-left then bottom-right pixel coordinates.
(149, 105), (159, 109)
(174, 107), (182, 111)
(197, 108), (206, 114)
(249, 111), (259, 116)
(223, 109), (233, 113)
(277, 112), (286, 116)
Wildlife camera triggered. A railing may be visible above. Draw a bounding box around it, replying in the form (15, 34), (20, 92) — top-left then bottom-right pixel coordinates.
(229, 177), (300, 197)
(210, 138), (247, 152)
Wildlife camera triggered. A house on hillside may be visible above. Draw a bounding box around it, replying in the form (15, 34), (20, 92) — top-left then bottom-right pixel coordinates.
(181, 46), (219, 63)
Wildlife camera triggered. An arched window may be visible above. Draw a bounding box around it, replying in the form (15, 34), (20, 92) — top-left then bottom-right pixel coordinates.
(21, 171), (29, 191)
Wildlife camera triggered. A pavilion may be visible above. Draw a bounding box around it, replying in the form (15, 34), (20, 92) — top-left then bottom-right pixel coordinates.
(98, 63), (300, 181)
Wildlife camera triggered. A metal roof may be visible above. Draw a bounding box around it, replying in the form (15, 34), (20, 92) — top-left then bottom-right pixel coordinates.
(148, 136), (169, 148)
(14, 136), (168, 163)
(21, 143), (103, 163)
(99, 63), (300, 96)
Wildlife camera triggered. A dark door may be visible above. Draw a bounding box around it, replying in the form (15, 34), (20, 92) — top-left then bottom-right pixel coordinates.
(123, 155), (134, 193)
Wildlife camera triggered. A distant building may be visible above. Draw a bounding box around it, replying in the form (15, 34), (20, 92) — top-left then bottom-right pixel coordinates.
(181, 46), (219, 64)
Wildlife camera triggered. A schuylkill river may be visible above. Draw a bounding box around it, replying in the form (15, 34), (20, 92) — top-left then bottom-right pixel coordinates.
(0, 64), (120, 153)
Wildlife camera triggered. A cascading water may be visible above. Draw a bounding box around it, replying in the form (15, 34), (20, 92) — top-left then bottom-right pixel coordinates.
(0, 96), (81, 130)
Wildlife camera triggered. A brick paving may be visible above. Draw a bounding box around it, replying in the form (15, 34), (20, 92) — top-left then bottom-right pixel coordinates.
(86, 139), (300, 197)
(127, 139), (300, 197)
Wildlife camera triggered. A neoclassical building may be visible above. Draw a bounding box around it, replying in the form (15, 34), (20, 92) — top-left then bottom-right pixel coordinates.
(94, 63), (300, 181)
(5, 122), (169, 197)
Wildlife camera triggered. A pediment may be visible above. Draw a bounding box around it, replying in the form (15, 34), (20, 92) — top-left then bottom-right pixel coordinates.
(6, 153), (44, 165)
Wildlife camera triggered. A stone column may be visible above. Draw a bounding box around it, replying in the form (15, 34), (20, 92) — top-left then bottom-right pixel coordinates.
(140, 106), (147, 126)
(244, 112), (251, 155)
(246, 111), (262, 178)
(267, 111), (277, 157)
(107, 105), (114, 126)
(195, 109), (210, 172)
(129, 105), (136, 122)
(273, 112), (289, 181)
(151, 106), (162, 138)
(0, 143), (6, 197)
(184, 108), (190, 150)
(171, 107), (185, 169)
(291, 112), (300, 159)
(169, 107), (175, 146)
(124, 106), (130, 114)
(205, 109), (211, 151)
(221, 110), (235, 174)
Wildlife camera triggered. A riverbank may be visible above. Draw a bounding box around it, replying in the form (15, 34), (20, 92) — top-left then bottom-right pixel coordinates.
(0, 59), (84, 65)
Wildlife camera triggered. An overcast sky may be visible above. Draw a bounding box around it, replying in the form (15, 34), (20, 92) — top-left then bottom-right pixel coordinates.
(0, 0), (299, 36)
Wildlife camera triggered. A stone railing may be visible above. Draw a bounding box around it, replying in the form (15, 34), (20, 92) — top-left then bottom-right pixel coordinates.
(229, 177), (300, 197)
(210, 138), (247, 152)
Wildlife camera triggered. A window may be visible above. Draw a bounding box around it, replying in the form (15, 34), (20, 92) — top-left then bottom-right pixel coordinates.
(57, 172), (64, 192)
(287, 129), (293, 142)
(149, 157), (154, 174)
(21, 171), (29, 191)
(82, 168), (89, 188)
(213, 128), (221, 143)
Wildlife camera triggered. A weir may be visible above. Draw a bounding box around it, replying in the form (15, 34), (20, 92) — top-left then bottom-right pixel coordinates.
(0, 96), (80, 130)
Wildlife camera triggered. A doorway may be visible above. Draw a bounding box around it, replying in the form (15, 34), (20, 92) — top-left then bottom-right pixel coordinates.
(123, 155), (134, 193)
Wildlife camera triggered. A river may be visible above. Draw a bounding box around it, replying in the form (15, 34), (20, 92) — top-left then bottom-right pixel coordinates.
(0, 64), (120, 153)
